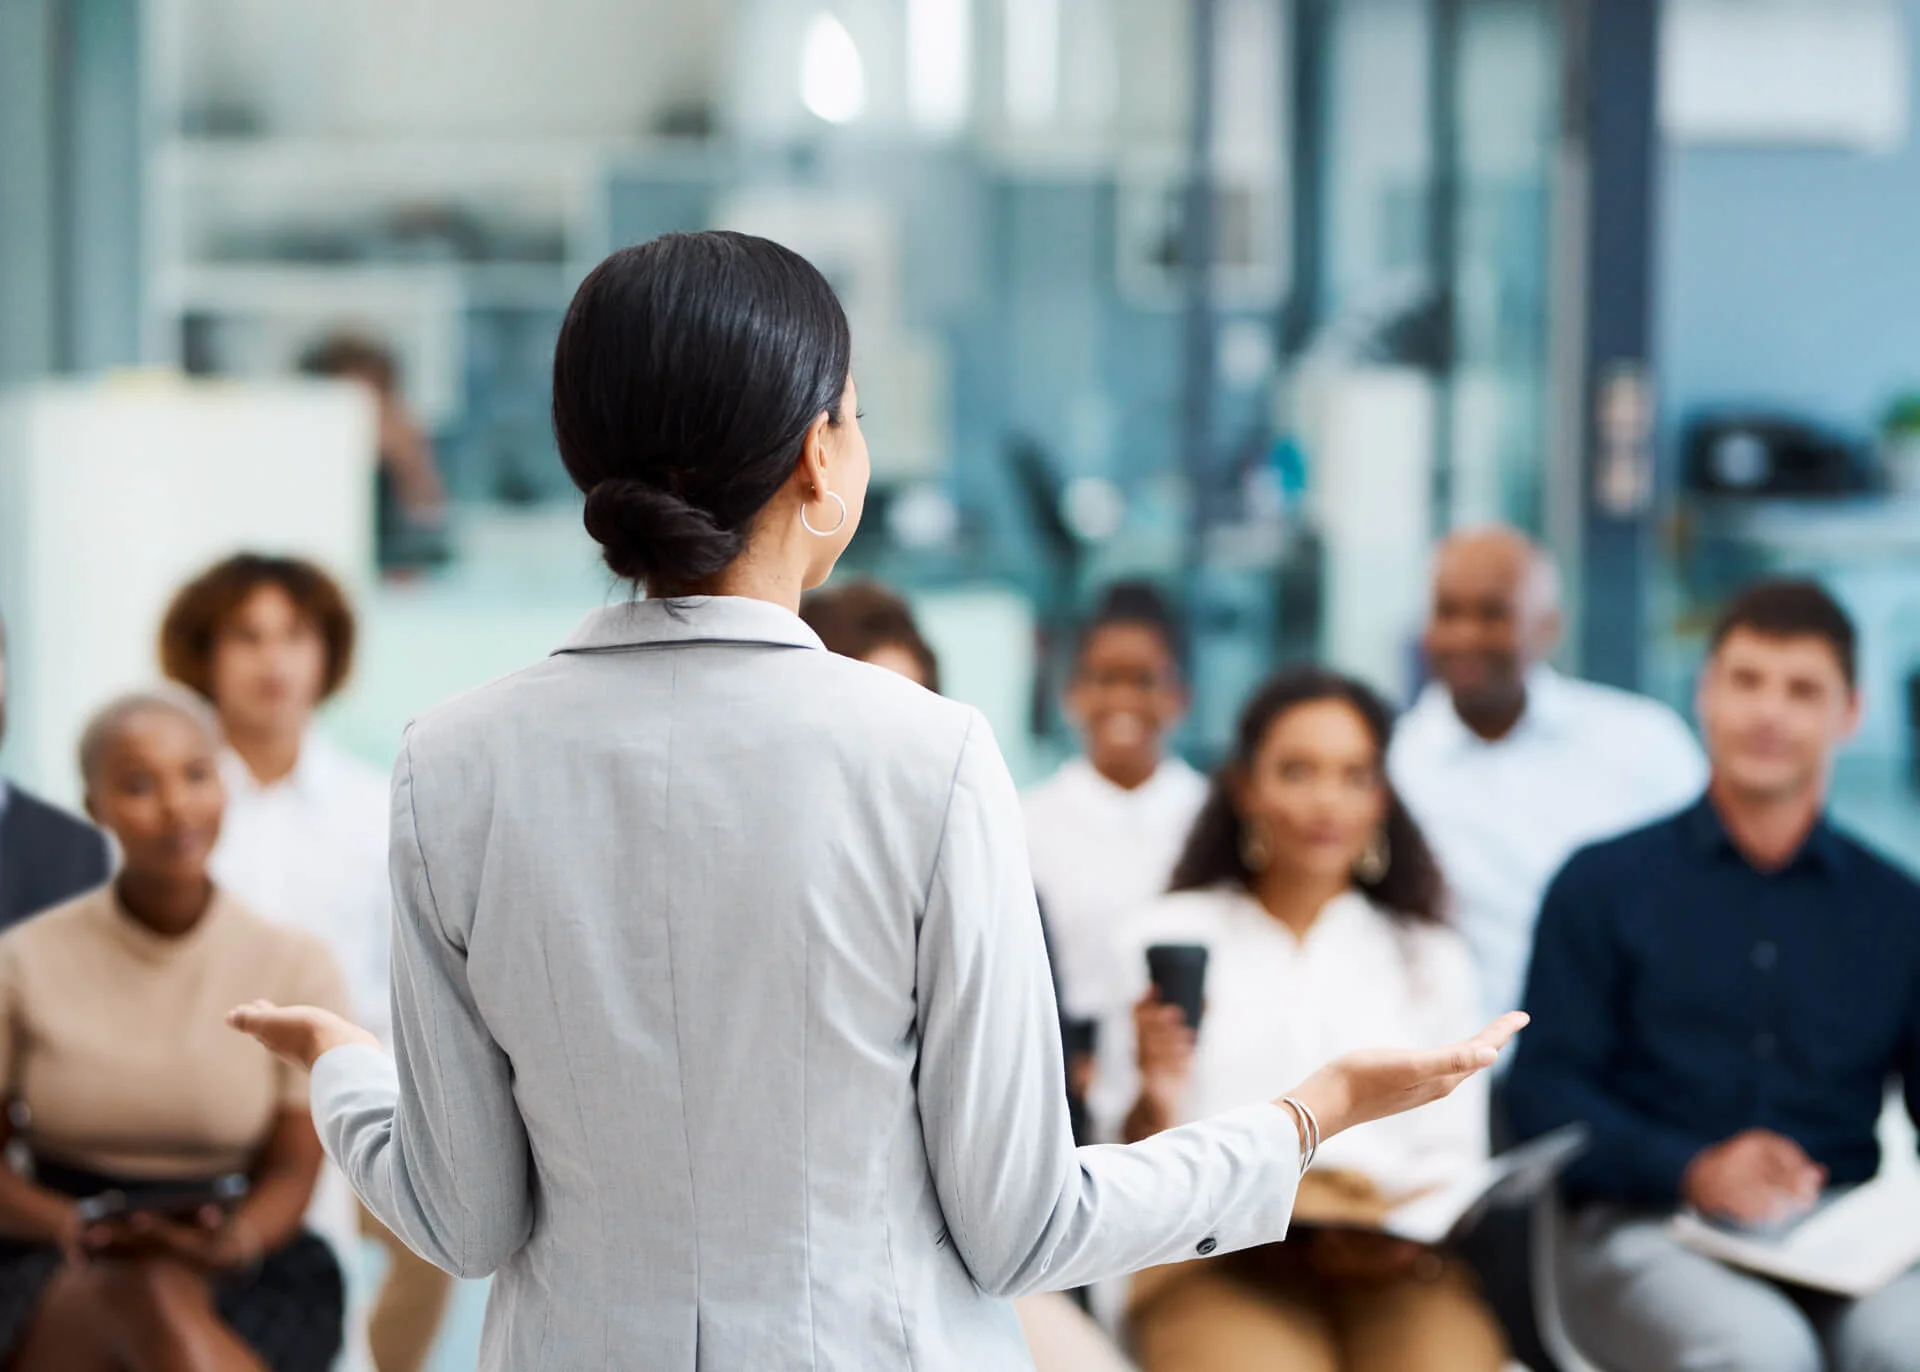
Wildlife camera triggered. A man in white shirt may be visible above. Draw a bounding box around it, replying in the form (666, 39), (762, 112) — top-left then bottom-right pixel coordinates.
(161, 553), (450, 1372)
(1024, 583), (1209, 1023)
(1389, 527), (1707, 1024)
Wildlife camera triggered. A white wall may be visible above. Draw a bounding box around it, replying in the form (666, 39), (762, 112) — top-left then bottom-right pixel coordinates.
(166, 0), (733, 138)
(0, 379), (374, 806)
(1302, 366), (1435, 699)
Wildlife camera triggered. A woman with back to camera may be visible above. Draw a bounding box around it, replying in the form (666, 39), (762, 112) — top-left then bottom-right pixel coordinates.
(229, 230), (1524, 1370)
(0, 689), (352, 1372)
(1101, 669), (1507, 1372)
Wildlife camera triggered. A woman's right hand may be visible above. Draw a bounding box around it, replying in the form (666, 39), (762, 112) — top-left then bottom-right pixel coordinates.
(227, 1001), (380, 1072)
(1280, 1012), (1528, 1144)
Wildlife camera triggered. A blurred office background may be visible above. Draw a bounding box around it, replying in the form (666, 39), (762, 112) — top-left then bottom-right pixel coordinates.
(1, 3), (1916, 1357)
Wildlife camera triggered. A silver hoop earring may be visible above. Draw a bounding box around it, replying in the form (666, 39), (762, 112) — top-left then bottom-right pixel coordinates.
(801, 490), (848, 538)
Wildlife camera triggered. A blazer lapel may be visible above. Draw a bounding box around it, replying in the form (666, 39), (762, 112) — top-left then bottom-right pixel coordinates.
(0, 804), (25, 928)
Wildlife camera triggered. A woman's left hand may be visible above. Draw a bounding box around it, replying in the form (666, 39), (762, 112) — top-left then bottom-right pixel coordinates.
(1307, 1229), (1436, 1284)
(227, 1001), (379, 1071)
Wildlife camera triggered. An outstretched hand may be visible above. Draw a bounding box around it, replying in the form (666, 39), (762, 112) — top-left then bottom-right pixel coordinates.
(227, 1000), (380, 1072)
(1282, 1012), (1528, 1144)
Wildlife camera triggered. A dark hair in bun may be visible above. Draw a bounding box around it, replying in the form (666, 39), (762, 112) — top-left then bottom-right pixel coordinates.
(553, 231), (853, 588)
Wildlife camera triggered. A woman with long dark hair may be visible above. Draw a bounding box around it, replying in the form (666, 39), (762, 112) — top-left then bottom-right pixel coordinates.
(228, 231), (1522, 1370)
(1100, 668), (1507, 1372)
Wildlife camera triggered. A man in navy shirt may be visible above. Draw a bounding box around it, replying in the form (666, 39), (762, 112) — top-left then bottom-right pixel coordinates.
(1509, 580), (1920, 1372)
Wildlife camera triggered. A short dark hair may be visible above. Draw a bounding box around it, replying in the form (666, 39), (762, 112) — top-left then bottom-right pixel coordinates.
(552, 232), (853, 589)
(800, 581), (941, 694)
(1708, 578), (1857, 688)
(1073, 580), (1186, 679)
(299, 334), (399, 392)
(1170, 667), (1446, 924)
(160, 554), (357, 704)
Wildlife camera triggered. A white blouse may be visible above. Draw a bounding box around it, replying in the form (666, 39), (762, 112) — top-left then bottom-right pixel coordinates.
(1091, 886), (1489, 1197)
(211, 735), (393, 1044)
(1022, 756), (1209, 1020)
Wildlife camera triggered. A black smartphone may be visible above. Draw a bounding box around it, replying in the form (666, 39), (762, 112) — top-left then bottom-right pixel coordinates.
(1061, 1017), (1099, 1063)
(74, 1174), (249, 1227)
(1145, 943), (1209, 1031)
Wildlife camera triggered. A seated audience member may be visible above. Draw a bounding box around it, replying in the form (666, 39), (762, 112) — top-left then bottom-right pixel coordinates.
(160, 554), (452, 1372)
(1508, 580), (1920, 1372)
(0, 612), (109, 929)
(0, 688), (352, 1372)
(799, 578), (941, 692)
(1100, 668), (1505, 1372)
(1389, 526), (1705, 1022)
(804, 580), (1133, 1372)
(1025, 582), (1207, 1023)
(299, 335), (450, 575)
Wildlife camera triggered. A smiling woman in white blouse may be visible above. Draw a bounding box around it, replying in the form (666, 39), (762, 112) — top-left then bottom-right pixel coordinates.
(1098, 667), (1506, 1372)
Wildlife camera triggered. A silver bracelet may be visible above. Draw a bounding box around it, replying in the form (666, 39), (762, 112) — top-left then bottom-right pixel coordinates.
(1280, 1096), (1319, 1175)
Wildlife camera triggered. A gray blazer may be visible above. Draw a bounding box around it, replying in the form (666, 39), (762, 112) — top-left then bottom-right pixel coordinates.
(312, 596), (1301, 1370)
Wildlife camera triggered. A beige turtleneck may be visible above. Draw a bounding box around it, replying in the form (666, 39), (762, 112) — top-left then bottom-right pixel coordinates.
(0, 885), (351, 1179)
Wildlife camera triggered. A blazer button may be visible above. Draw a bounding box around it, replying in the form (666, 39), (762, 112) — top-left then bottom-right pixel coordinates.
(1196, 1236), (1218, 1257)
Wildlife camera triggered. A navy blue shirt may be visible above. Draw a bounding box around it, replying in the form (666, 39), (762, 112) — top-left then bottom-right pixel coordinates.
(1508, 796), (1920, 1207)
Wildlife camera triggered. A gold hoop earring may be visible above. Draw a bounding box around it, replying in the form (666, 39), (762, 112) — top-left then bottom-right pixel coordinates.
(1240, 823), (1271, 874)
(1354, 828), (1390, 884)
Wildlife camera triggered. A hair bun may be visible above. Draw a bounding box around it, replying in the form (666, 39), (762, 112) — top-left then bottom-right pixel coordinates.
(581, 478), (742, 585)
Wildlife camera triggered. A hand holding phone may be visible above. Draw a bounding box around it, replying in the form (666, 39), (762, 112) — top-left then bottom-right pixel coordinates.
(73, 1175), (252, 1270)
(73, 1174), (248, 1228)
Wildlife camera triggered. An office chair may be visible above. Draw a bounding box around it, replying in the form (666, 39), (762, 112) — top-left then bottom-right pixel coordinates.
(1529, 1191), (1611, 1372)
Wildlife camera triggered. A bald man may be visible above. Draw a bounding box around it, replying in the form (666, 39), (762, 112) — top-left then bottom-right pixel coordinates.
(1388, 527), (1707, 1022)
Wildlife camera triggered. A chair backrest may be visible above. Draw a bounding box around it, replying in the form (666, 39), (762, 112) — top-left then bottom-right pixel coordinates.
(1529, 1191), (1611, 1372)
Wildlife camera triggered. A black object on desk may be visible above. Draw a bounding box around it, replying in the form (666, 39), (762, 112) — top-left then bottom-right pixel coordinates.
(1682, 411), (1872, 496)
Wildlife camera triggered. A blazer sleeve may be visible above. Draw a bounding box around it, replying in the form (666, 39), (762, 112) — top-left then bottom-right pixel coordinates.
(308, 726), (534, 1278)
(914, 712), (1301, 1298)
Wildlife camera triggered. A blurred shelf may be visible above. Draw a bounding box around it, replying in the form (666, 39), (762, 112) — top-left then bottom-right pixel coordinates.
(154, 136), (614, 188)
(1680, 494), (1920, 561)
(155, 262), (579, 313)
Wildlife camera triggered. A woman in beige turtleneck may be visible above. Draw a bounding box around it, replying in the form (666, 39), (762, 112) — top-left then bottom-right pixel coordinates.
(0, 689), (351, 1372)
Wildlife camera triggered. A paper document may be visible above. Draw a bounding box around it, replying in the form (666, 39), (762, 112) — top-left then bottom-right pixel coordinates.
(1379, 1124), (1589, 1244)
(1671, 1168), (1920, 1298)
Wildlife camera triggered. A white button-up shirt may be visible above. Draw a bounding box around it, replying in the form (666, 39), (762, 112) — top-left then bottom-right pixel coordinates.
(211, 735), (393, 1043)
(1023, 756), (1209, 1020)
(1388, 666), (1707, 1021)
(1091, 887), (1488, 1196)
